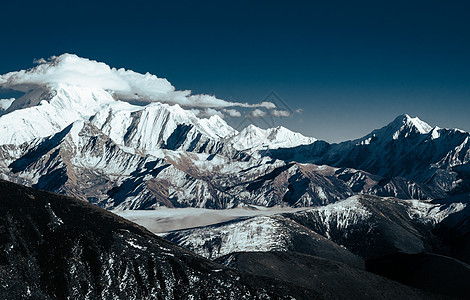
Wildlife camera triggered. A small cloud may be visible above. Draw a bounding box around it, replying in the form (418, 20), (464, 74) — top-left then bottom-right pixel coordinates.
(259, 101), (276, 109)
(188, 108), (201, 117)
(295, 108), (303, 114)
(250, 108), (267, 118)
(33, 58), (47, 64)
(204, 108), (224, 118)
(271, 110), (291, 117)
(222, 108), (241, 117)
(190, 108), (224, 118)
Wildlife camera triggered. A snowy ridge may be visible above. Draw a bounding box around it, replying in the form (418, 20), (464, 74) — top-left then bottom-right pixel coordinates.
(90, 101), (236, 153)
(163, 212), (364, 268)
(0, 98), (15, 111)
(392, 114), (433, 138)
(267, 114), (470, 194)
(230, 124), (316, 151)
(368, 114), (433, 141)
(165, 216), (293, 259)
(164, 194), (467, 264)
(404, 200), (467, 225)
(0, 85), (114, 145)
(298, 196), (372, 239)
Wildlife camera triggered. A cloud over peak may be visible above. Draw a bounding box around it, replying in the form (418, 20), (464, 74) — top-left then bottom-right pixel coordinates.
(0, 54), (274, 110)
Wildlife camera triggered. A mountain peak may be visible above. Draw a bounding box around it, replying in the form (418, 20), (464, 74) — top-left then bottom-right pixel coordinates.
(393, 114), (433, 134)
(368, 114), (433, 141)
(230, 124), (316, 151)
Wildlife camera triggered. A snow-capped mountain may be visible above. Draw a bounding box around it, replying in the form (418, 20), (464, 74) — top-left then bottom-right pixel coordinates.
(0, 54), (353, 209)
(0, 54), (469, 211)
(0, 84), (237, 156)
(0, 86), (114, 145)
(266, 114), (470, 195)
(229, 124), (316, 151)
(0, 54), (312, 153)
(89, 100), (237, 155)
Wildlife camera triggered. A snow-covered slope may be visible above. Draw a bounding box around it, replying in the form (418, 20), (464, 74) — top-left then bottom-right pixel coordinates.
(0, 54), (315, 156)
(166, 194), (466, 261)
(285, 195), (466, 258)
(0, 98), (14, 112)
(90, 101), (235, 155)
(229, 125), (316, 151)
(0, 85), (114, 145)
(164, 214), (364, 268)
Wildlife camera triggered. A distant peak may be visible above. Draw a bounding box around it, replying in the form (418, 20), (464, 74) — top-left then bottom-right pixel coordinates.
(243, 124), (263, 132)
(208, 114), (224, 122)
(391, 114), (432, 134)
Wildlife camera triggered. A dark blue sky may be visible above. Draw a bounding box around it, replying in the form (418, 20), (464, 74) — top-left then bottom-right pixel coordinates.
(1, 0), (469, 142)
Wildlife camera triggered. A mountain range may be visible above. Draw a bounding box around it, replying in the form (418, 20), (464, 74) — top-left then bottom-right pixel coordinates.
(1, 54), (470, 299)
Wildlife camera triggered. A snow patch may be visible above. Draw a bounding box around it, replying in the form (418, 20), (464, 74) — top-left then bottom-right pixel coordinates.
(406, 200), (466, 225)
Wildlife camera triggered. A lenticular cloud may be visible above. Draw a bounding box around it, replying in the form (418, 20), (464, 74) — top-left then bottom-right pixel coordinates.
(0, 54), (272, 109)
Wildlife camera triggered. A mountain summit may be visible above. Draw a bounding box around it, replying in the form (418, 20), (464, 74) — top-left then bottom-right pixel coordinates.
(373, 114), (433, 140)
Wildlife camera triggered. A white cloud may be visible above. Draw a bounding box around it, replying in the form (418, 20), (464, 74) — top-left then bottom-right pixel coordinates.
(250, 108), (267, 118)
(0, 54), (276, 110)
(33, 58), (47, 64)
(295, 108), (303, 114)
(222, 108), (241, 117)
(203, 108), (224, 118)
(187, 108), (201, 117)
(271, 110), (291, 117)
(188, 108), (224, 118)
(259, 101), (276, 109)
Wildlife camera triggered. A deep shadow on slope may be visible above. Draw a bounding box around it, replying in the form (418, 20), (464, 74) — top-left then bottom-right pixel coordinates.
(216, 251), (439, 300)
(367, 252), (470, 299)
(283, 195), (440, 260)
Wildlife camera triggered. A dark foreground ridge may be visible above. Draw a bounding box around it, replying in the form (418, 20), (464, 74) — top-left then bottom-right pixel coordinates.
(367, 252), (470, 299)
(216, 251), (438, 300)
(0, 179), (314, 299)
